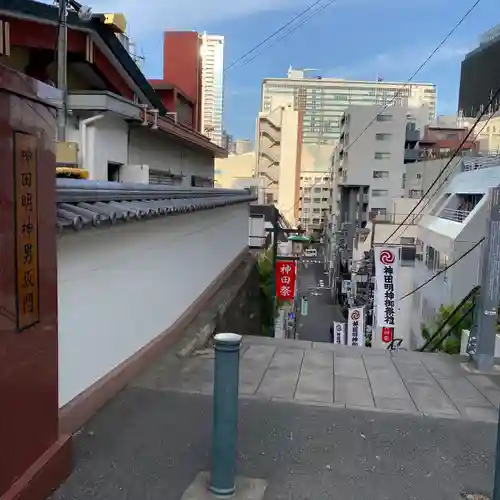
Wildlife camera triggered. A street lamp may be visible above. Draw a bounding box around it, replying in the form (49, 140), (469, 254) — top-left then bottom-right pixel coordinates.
(288, 234), (311, 339)
(288, 234), (311, 256)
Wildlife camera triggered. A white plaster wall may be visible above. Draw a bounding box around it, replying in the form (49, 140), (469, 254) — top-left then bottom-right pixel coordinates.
(57, 203), (249, 407)
(92, 116), (129, 180)
(129, 128), (215, 185)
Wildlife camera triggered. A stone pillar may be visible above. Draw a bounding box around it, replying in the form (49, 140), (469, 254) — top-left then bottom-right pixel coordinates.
(0, 66), (72, 499)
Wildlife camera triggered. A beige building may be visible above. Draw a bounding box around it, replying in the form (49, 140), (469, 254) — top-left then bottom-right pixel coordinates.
(299, 143), (334, 229)
(256, 93), (335, 229)
(474, 112), (500, 152)
(214, 151), (256, 189)
(256, 95), (301, 225)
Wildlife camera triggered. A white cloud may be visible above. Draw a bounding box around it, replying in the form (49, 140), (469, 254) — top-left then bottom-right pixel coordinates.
(328, 42), (472, 80)
(83, 0), (312, 35)
(73, 0), (446, 37)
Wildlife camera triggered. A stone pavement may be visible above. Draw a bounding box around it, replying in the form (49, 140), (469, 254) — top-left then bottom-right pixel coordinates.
(51, 336), (500, 500)
(135, 336), (500, 422)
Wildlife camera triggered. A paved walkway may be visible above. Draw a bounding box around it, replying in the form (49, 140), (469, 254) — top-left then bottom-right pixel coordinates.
(135, 336), (500, 422)
(52, 336), (499, 500)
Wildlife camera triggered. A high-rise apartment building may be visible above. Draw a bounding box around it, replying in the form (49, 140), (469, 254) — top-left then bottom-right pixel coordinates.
(200, 33), (225, 147)
(262, 68), (437, 144)
(459, 24), (500, 118)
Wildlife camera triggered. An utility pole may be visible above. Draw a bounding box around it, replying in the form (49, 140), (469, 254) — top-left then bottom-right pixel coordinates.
(470, 186), (500, 371)
(270, 207), (279, 337)
(57, 0), (68, 141)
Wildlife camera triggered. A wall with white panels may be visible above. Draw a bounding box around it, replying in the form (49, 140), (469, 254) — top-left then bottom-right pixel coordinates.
(57, 203), (249, 407)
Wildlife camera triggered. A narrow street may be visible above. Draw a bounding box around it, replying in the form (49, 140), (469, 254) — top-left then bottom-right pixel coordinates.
(296, 250), (345, 343)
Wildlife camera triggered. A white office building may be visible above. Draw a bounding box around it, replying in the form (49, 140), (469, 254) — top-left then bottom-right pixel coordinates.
(200, 33), (225, 147)
(262, 67), (437, 144)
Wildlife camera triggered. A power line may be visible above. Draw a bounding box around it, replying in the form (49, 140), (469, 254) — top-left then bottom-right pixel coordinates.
(279, 0), (483, 218)
(399, 238), (484, 300)
(383, 81), (500, 244)
(340, 0), (483, 157)
(392, 116), (495, 242)
(232, 0), (339, 70)
(224, 0), (327, 72)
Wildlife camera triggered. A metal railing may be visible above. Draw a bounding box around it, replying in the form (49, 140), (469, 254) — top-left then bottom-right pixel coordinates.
(462, 154), (500, 171)
(370, 213), (422, 224)
(439, 207), (471, 223)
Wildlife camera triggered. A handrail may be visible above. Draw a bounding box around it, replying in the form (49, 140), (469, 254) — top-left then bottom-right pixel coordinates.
(419, 286), (479, 352)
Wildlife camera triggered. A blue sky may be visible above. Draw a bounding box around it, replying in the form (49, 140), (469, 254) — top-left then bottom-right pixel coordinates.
(93, 0), (496, 141)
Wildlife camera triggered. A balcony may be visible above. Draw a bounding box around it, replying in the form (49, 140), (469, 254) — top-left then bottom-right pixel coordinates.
(439, 208), (471, 223)
(405, 126), (420, 143)
(404, 148), (421, 162)
(370, 212), (422, 224)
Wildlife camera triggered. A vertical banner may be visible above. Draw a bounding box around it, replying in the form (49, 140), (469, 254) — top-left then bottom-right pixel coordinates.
(333, 322), (346, 345)
(374, 247), (399, 329)
(347, 307), (365, 347)
(276, 260), (297, 301)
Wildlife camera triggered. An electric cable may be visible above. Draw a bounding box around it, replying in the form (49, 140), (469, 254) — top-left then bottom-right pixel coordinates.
(382, 80), (500, 244)
(389, 113), (497, 242)
(233, 0), (339, 70)
(399, 238), (484, 300)
(277, 0), (483, 219)
(224, 0), (329, 72)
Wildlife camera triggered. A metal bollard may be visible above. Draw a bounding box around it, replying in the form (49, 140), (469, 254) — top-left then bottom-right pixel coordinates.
(210, 333), (242, 497)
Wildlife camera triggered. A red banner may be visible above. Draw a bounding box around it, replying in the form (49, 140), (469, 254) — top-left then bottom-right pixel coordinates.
(276, 260), (297, 301)
(381, 327), (394, 343)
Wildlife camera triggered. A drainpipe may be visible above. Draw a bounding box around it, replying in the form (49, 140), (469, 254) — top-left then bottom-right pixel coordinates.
(80, 114), (104, 178)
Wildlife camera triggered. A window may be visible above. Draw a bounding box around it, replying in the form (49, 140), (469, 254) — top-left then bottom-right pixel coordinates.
(373, 170), (389, 178)
(371, 189), (389, 197)
(376, 114), (393, 122)
(402, 173), (406, 189)
(371, 208), (387, 215)
(400, 237), (415, 245)
(303, 197), (311, 203)
(400, 246), (416, 267)
(313, 208), (320, 213)
(374, 152), (391, 160)
(416, 173), (422, 179)
(376, 133), (392, 141)
(313, 197), (321, 203)
(314, 187), (321, 193)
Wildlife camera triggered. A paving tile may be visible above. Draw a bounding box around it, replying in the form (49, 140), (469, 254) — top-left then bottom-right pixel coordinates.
(239, 345), (276, 395)
(363, 354), (395, 370)
(367, 371), (410, 399)
(419, 355), (464, 379)
(334, 355), (367, 379)
(294, 350), (334, 403)
(437, 377), (493, 409)
(363, 358), (409, 400)
(256, 349), (304, 399)
(467, 375), (500, 408)
(242, 336), (312, 349)
(459, 406), (498, 422)
(405, 381), (459, 416)
(334, 376), (374, 407)
(392, 359), (436, 385)
(375, 397), (418, 413)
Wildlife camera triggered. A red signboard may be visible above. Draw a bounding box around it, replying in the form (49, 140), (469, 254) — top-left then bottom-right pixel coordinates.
(381, 327), (394, 343)
(276, 260), (297, 301)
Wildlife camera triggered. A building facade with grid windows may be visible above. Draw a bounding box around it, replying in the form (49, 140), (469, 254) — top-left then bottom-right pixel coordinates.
(261, 68), (437, 144)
